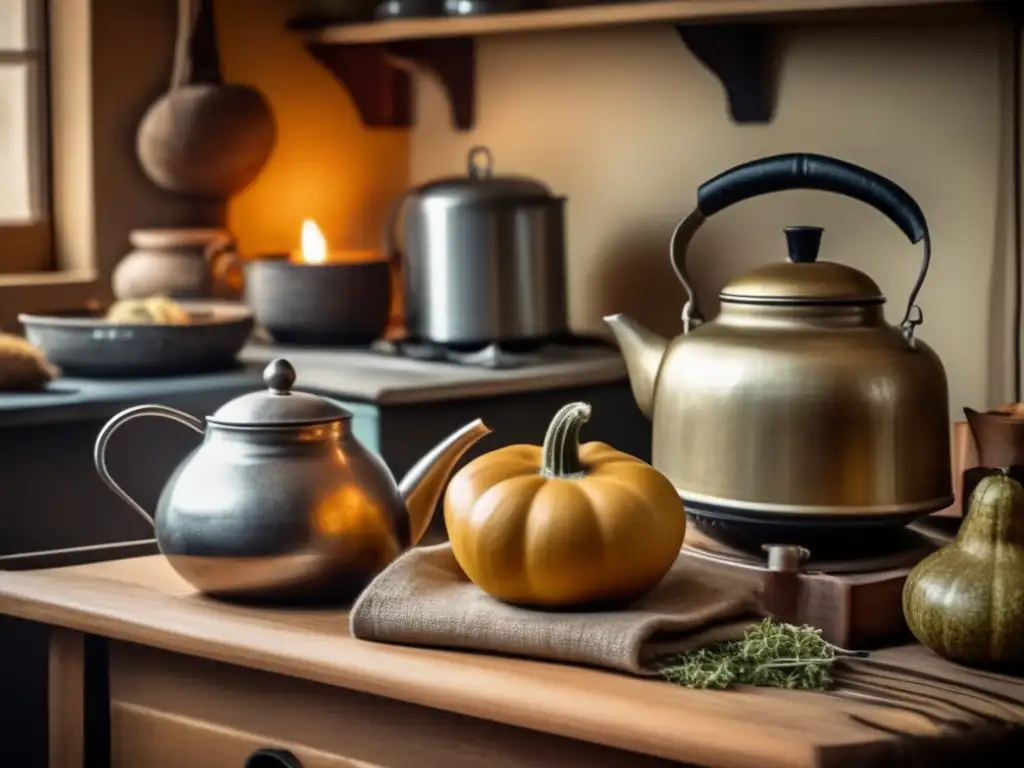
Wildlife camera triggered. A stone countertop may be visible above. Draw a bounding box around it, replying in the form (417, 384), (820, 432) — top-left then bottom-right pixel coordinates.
(238, 341), (627, 405)
(0, 341), (628, 427)
(0, 366), (263, 428)
(1, 555), (1022, 767)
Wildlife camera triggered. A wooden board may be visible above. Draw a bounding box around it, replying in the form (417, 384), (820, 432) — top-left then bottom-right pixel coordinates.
(2, 556), (1024, 767)
(686, 552), (915, 649)
(683, 523), (950, 648)
(303, 0), (980, 45)
(107, 643), (681, 768)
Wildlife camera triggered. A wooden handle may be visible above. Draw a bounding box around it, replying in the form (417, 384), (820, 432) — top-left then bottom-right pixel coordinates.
(171, 0), (222, 88)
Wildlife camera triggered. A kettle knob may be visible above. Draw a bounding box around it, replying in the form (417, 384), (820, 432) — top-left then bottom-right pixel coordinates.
(264, 358), (296, 394)
(784, 226), (823, 264)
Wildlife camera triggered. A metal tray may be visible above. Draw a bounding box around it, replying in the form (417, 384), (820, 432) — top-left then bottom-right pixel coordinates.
(19, 301), (254, 378)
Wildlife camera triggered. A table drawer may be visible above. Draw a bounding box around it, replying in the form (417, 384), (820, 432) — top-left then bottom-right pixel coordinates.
(112, 702), (373, 768)
(108, 642), (675, 768)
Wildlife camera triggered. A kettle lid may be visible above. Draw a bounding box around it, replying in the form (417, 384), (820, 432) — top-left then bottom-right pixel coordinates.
(415, 146), (554, 203)
(720, 226), (884, 305)
(208, 359), (352, 427)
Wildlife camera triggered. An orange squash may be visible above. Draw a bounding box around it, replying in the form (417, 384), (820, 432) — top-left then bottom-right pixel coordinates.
(444, 401), (686, 607)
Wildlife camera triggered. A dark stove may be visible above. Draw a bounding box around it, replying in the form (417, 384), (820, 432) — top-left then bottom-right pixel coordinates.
(370, 334), (615, 370)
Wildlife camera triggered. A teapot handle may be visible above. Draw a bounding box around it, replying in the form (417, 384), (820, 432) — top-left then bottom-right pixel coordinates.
(670, 153), (930, 344)
(94, 404), (206, 527)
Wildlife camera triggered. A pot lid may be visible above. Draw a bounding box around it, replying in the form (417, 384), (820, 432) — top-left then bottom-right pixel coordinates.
(720, 226), (884, 305)
(208, 359), (352, 427)
(415, 146), (554, 204)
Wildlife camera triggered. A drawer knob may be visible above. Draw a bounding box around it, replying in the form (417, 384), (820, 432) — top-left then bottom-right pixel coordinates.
(245, 748), (302, 768)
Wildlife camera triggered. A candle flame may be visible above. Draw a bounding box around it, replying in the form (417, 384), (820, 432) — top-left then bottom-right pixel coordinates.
(299, 219), (328, 264)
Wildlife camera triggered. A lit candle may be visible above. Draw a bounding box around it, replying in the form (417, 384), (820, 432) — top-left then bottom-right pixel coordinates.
(290, 219), (380, 265)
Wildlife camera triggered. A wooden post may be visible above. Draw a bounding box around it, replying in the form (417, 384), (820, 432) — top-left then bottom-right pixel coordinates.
(48, 628), (85, 768)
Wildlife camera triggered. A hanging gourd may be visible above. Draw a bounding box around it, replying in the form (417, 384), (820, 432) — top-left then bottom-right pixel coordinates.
(444, 401), (686, 607)
(902, 469), (1024, 669)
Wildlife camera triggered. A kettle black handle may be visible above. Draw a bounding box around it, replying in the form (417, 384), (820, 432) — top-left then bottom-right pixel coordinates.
(696, 154), (927, 243)
(671, 153), (930, 343)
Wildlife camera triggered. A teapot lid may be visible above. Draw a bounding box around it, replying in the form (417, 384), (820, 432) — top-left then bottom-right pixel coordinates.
(208, 359), (352, 427)
(720, 226), (884, 305)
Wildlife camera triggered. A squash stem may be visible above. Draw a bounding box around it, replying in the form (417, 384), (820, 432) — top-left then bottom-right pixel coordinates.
(541, 402), (592, 478)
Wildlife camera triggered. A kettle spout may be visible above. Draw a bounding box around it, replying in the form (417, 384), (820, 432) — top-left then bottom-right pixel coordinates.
(399, 418), (492, 546)
(603, 313), (668, 419)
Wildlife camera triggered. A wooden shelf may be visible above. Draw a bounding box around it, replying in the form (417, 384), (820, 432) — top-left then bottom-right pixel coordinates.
(294, 0), (984, 130)
(301, 0), (976, 44)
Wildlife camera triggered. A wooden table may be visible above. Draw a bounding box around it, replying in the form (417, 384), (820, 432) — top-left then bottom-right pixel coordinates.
(1, 556), (1023, 768)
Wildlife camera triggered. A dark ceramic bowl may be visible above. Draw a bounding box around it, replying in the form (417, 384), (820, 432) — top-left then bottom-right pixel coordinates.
(19, 301), (253, 378)
(245, 256), (391, 346)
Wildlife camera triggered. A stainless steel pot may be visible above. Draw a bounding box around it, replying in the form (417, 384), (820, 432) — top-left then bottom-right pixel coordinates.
(385, 146), (568, 346)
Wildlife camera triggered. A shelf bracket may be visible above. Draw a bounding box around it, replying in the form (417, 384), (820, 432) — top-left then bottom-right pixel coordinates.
(306, 43), (413, 127)
(675, 24), (775, 124)
(304, 38), (475, 131)
(387, 38), (476, 131)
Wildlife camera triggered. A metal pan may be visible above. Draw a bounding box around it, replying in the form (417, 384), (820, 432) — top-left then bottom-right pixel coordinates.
(19, 301), (253, 378)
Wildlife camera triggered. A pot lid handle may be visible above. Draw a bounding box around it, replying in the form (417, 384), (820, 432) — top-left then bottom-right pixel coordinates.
(467, 145), (494, 179)
(670, 153), (930, 345)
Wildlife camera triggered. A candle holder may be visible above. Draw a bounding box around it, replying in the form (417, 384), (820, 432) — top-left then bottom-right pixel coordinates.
(244, 256), (392, 346)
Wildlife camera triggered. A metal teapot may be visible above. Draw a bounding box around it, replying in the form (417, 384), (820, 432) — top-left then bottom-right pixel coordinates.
(94, 359), (491, 602)
(605, 153), (952, 541)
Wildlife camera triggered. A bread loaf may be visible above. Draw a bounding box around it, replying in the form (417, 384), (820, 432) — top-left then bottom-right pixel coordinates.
(0, 334), (59, 391)
(106, 296), (192, 325)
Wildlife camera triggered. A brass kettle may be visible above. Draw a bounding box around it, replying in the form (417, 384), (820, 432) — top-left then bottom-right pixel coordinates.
(605, 153), (952, 531)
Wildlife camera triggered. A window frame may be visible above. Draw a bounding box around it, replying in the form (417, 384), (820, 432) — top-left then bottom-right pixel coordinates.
(0, 0), (99, 326)
(0, 0), (51, 274)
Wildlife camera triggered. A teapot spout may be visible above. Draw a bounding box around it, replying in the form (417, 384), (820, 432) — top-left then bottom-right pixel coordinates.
(603, 313), (668, 419)
(399, 418), (492, 546)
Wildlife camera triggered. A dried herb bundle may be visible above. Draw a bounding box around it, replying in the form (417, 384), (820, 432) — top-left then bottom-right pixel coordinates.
(659, 619), (867, 691)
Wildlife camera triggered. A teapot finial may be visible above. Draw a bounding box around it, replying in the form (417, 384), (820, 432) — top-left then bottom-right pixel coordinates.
(784, 225), (824, 263)
(264, 359), (296, 394)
